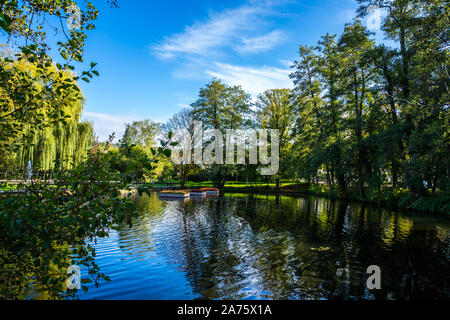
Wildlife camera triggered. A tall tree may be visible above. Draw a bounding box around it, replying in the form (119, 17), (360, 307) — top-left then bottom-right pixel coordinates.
(317, 33), (349, 197)
(256, 89), (295, 189)
(191, 78), (251, 130)
(290, 45), (326, 184)
(122, 119), (159, 152)
(160, 108), (196, 188)
(191, 79), (251, 187)
(337, 21), (378, 196)
(357, 0), (449, 196)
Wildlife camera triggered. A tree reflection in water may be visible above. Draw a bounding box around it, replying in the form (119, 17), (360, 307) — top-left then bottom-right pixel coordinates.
(82, 192), (450, 300)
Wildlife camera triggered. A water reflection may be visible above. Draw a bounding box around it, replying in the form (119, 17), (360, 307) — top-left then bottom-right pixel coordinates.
(79, 192), (450, 300)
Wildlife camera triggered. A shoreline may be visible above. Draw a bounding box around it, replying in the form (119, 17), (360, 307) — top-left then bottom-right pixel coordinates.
(135, 183), (449, 216)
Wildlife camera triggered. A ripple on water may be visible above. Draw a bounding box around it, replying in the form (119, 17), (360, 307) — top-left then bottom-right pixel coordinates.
(74, 193), (450, 300)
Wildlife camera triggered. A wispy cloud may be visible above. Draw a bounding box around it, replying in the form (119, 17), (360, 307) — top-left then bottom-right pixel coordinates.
(206, 62), (292, 97)
(153, 0), (287, 59)
(235, 30), (286, 54)
(153, 5), (261, 59)
(279, 59), (293, 68)
(152, 0), (294, 101)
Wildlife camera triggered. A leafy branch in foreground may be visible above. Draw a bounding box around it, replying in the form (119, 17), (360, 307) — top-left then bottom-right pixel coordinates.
(0, 133), (176, 299)
(1, 0), (101, 153)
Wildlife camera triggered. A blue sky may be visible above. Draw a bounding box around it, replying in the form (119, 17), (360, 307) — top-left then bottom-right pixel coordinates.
(76, 0), (382, 140)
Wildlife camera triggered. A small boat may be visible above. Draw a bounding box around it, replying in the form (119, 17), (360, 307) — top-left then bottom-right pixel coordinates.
(159, 190), (190, 198)
(190, 189), (206, 197)
(200, 188), (219, 196)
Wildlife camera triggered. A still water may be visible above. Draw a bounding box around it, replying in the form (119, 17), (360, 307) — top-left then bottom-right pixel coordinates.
(77, 191), (449, 300)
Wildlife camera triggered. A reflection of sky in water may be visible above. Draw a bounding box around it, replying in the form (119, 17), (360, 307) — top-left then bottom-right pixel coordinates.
(76, 192), (450, 300)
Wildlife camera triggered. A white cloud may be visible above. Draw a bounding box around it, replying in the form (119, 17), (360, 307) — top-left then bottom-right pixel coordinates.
(206, 62), (293, 97)
(235, 30), (286, 54)
(153, 0), (287, 59)
(82, 111), (139, 142)
(279, 59), (293, 68)
(154, 5), (262, 59)
(152, 0), (294, 99)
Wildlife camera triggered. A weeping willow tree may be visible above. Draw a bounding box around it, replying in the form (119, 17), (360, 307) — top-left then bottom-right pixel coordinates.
(16, 119), (94, 170)
(0, 53), (94, 171)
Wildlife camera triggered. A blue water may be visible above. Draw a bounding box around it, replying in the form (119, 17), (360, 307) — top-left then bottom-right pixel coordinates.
(75, 191), (450, 300)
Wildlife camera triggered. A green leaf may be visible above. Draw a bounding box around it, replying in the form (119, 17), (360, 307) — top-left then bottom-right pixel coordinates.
(0, 12), (12, 34)
(60, 51), (69, 60)
(162, 149), (171, 157)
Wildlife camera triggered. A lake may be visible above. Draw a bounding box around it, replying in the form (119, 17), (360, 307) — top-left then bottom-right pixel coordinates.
(76, 191), (449, 300)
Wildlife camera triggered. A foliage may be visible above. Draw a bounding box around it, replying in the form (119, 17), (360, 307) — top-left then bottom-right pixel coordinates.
(0, 138), (135, 299)
(100, 119), (171, 183)
(256, 88), (296, 189)
(0, 0), (176, 300)
(159, 108), (196, 187)
(288, 2), (449, 207)
(190, 79), (252, 188)
(122, 120), (159, 153)
(0, 0), (103, 172)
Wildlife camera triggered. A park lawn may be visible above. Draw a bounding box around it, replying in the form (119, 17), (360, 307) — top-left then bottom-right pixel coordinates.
(224, 181), (295, 188)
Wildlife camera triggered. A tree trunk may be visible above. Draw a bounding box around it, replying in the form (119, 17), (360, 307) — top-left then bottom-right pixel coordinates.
(392, 161), (398, 188)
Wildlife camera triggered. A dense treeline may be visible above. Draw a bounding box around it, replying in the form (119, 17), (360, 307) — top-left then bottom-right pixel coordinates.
(159, 0), (448, 212)
(288, 0), (449, 206)
(1, 0), (447, 207)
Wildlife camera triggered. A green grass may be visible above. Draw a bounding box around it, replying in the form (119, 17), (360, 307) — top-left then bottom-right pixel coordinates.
(0, 184), (17, 191)
(133, 180), (297, 188)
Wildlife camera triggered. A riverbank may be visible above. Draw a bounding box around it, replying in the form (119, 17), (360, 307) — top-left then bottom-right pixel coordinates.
(224, 184), (448, 215)
(134, 181), (449, 215)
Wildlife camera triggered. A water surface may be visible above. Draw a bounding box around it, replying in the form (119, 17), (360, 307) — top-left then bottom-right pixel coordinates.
(77, 192), (450, 300)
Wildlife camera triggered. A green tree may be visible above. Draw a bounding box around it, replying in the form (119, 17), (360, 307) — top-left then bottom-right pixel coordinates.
(160, 108), (196, 188)
(0, 0), (101, 152)
(290, 45), (326, 184)
(122, 119), (159, 153)
(337, 21), (379, 196)
(0, 0), (176, 299)
(191, 79), (251, 187)
(256, 89), (295, 189)
(357, 0), (449, 196)
(317, 33), (349, 196)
